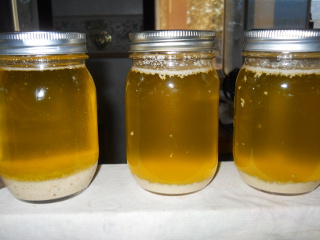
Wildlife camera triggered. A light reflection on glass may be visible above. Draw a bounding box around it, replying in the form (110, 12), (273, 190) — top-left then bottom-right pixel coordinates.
(281, 83), (288, 89)
(38, 63), (45, 70)
(168, 83), (174, 89)
(35, 88), (46, 100)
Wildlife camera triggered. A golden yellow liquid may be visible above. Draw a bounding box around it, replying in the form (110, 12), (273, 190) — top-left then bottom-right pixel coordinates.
(125, 67), (219, 185)
(234, 66), (320, 183)
(0, 65), (99, 181)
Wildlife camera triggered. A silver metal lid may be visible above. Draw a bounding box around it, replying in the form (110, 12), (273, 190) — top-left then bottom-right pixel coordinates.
(244, 29), (320, 52)
(0, 31), (87, 55)
(129, 30), (215, 52)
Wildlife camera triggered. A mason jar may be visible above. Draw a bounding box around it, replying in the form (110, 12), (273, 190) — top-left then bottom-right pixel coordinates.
(234, 29), (320, 195)
(0, 32), (99, 202)
(125, 30), (220, 195)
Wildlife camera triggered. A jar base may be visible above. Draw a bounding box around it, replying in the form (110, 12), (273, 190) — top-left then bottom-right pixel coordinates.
(2, 162), (97, 203)
(238, 170), (320, 195)
(132, 174), (213, 195)
(19, 189), (86, 204)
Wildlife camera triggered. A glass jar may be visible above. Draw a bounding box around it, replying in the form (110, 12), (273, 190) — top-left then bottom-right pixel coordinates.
(125, 30), (220, 195)
(234, 29), (320, 195)
(0, 32), (99, 202)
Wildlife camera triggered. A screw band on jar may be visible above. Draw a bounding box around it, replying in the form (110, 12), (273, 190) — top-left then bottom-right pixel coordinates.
(0, 31), (87, 55)
(129, 30), (216, 52)
(243, 29), (320, 52)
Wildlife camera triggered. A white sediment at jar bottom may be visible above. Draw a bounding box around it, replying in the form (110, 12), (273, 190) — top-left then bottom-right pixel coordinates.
(2, 162), (97, 202)
(133, 175), (213, 195)
(238, 170), (320, 195)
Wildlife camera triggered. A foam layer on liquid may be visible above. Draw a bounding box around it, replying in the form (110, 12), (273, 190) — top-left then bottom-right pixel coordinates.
(238, 170), (320, 195)
(131, 66), (213, 80)
(1, 64), (84, 71)
(2, 162), (97, 202)
(243, 65), (320, 77)
(133, 174), (213, 195)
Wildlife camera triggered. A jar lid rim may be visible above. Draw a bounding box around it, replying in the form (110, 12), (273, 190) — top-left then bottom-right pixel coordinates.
(243, 29), (320, 52)
(129, 30), (216, 52)
(0, 31), (87, 55)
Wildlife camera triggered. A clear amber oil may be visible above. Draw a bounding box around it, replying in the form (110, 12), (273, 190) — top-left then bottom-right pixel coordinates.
(234, 62), (320, 184)
(126, 66), (219, 185)
(0, 55), (99, 181)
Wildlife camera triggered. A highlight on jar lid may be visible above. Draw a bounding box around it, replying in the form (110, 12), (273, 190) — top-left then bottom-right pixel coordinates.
(243, 29), (320, 52)
(129, 30), (216, 52)
(0, 31), (87, 55)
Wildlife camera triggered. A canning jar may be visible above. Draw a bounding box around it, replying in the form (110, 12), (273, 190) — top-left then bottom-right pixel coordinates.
(125, 30), (220, 195)
(234, 29), (320, 195)
(0, 32), (99, 202)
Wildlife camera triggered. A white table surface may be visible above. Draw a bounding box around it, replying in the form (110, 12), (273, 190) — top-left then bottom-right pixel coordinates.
(1, 162), (320, 240)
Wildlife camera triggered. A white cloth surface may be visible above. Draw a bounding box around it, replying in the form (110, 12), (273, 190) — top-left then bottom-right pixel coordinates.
(0, 162), (320, 240)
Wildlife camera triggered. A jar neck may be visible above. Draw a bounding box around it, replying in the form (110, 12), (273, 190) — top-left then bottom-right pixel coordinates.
(0, 54), (88, 69)
(130, 51), (215, 70)
(243, 51), (320, 70)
